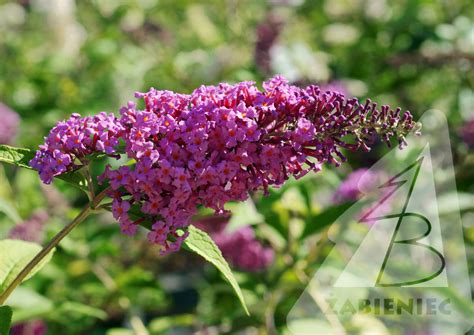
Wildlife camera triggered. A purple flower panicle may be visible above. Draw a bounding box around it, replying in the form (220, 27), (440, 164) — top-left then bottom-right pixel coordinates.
(31, 76), (419, 253)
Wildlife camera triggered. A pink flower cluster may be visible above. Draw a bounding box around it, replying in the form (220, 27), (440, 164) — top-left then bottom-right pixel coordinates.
(31, 76), (418, 253)
(30, 112), (124, 183)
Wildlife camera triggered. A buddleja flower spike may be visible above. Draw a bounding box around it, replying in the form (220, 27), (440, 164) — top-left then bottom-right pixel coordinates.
(30, 75), (420, 254)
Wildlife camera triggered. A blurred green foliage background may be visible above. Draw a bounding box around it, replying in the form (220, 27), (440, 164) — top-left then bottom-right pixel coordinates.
(0, 0), (473, 334)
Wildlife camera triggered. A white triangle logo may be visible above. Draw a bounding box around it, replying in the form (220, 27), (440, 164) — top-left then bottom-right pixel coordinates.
(287, 110), (472, 334)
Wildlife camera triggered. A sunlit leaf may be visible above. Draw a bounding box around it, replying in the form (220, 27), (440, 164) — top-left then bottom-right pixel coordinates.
(57, 301), (107, 320)
(6, 287), (53, 323)
(0, 240), (55, 295)
(183, 225), (249, 315)
(0, 145), (35, 170)
(0, 199), (21, 223)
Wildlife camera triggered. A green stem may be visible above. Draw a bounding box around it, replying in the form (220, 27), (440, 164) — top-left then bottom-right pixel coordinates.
(81, 165), (95, 202)
(0, 187), (110, 305)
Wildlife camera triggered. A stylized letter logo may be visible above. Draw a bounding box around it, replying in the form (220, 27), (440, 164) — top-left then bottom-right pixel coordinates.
(359, 158), (446, 287)
(287, 111), (472, 334)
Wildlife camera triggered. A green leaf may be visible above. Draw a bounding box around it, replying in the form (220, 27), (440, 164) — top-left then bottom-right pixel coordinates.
(106, 329), (134, 335)
(6, 287), (53, 323)
(182, 225), (249, 315)
(0, 165), (16, 203)
(0, 305), (12, 335)
(58, 301), (107, 320)
(256, 188), (290, 239)
(148, 314), (195, 333)
(0, 199), (21, 223)
(0, 239), (55, 295)
(0, 145), (88, 193)
(301, 201), (355, 239)
(0, 145), (35, 170)
(58, 169), (89, 193)
(286, 318), (335, 335)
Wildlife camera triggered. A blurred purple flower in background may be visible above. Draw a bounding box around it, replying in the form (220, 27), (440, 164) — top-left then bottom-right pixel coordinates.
(193, 215), (229, 235)
(40, 184), (70, 216)
(333, 168), (394, 225)
(319, 81), (348, 96)
(255, 13), (283, 75)
(194, 217), (274, 272)
(332, 168), (379, 204)
(460, 117), (474, 150)
(8, 210), (48, 243)
(213, 226), (274, 272)
(11, 319), (47, 335)
(0, 102), (20, 145)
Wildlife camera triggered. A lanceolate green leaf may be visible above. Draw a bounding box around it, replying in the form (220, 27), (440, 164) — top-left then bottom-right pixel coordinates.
(0, 305), (12, 335)
(0, 145), (35, 170)
(0, 240), (55, 295)
(0, 145), (88, 193)
(0, 199), (21, 223)
(183, 225), (249, 315)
